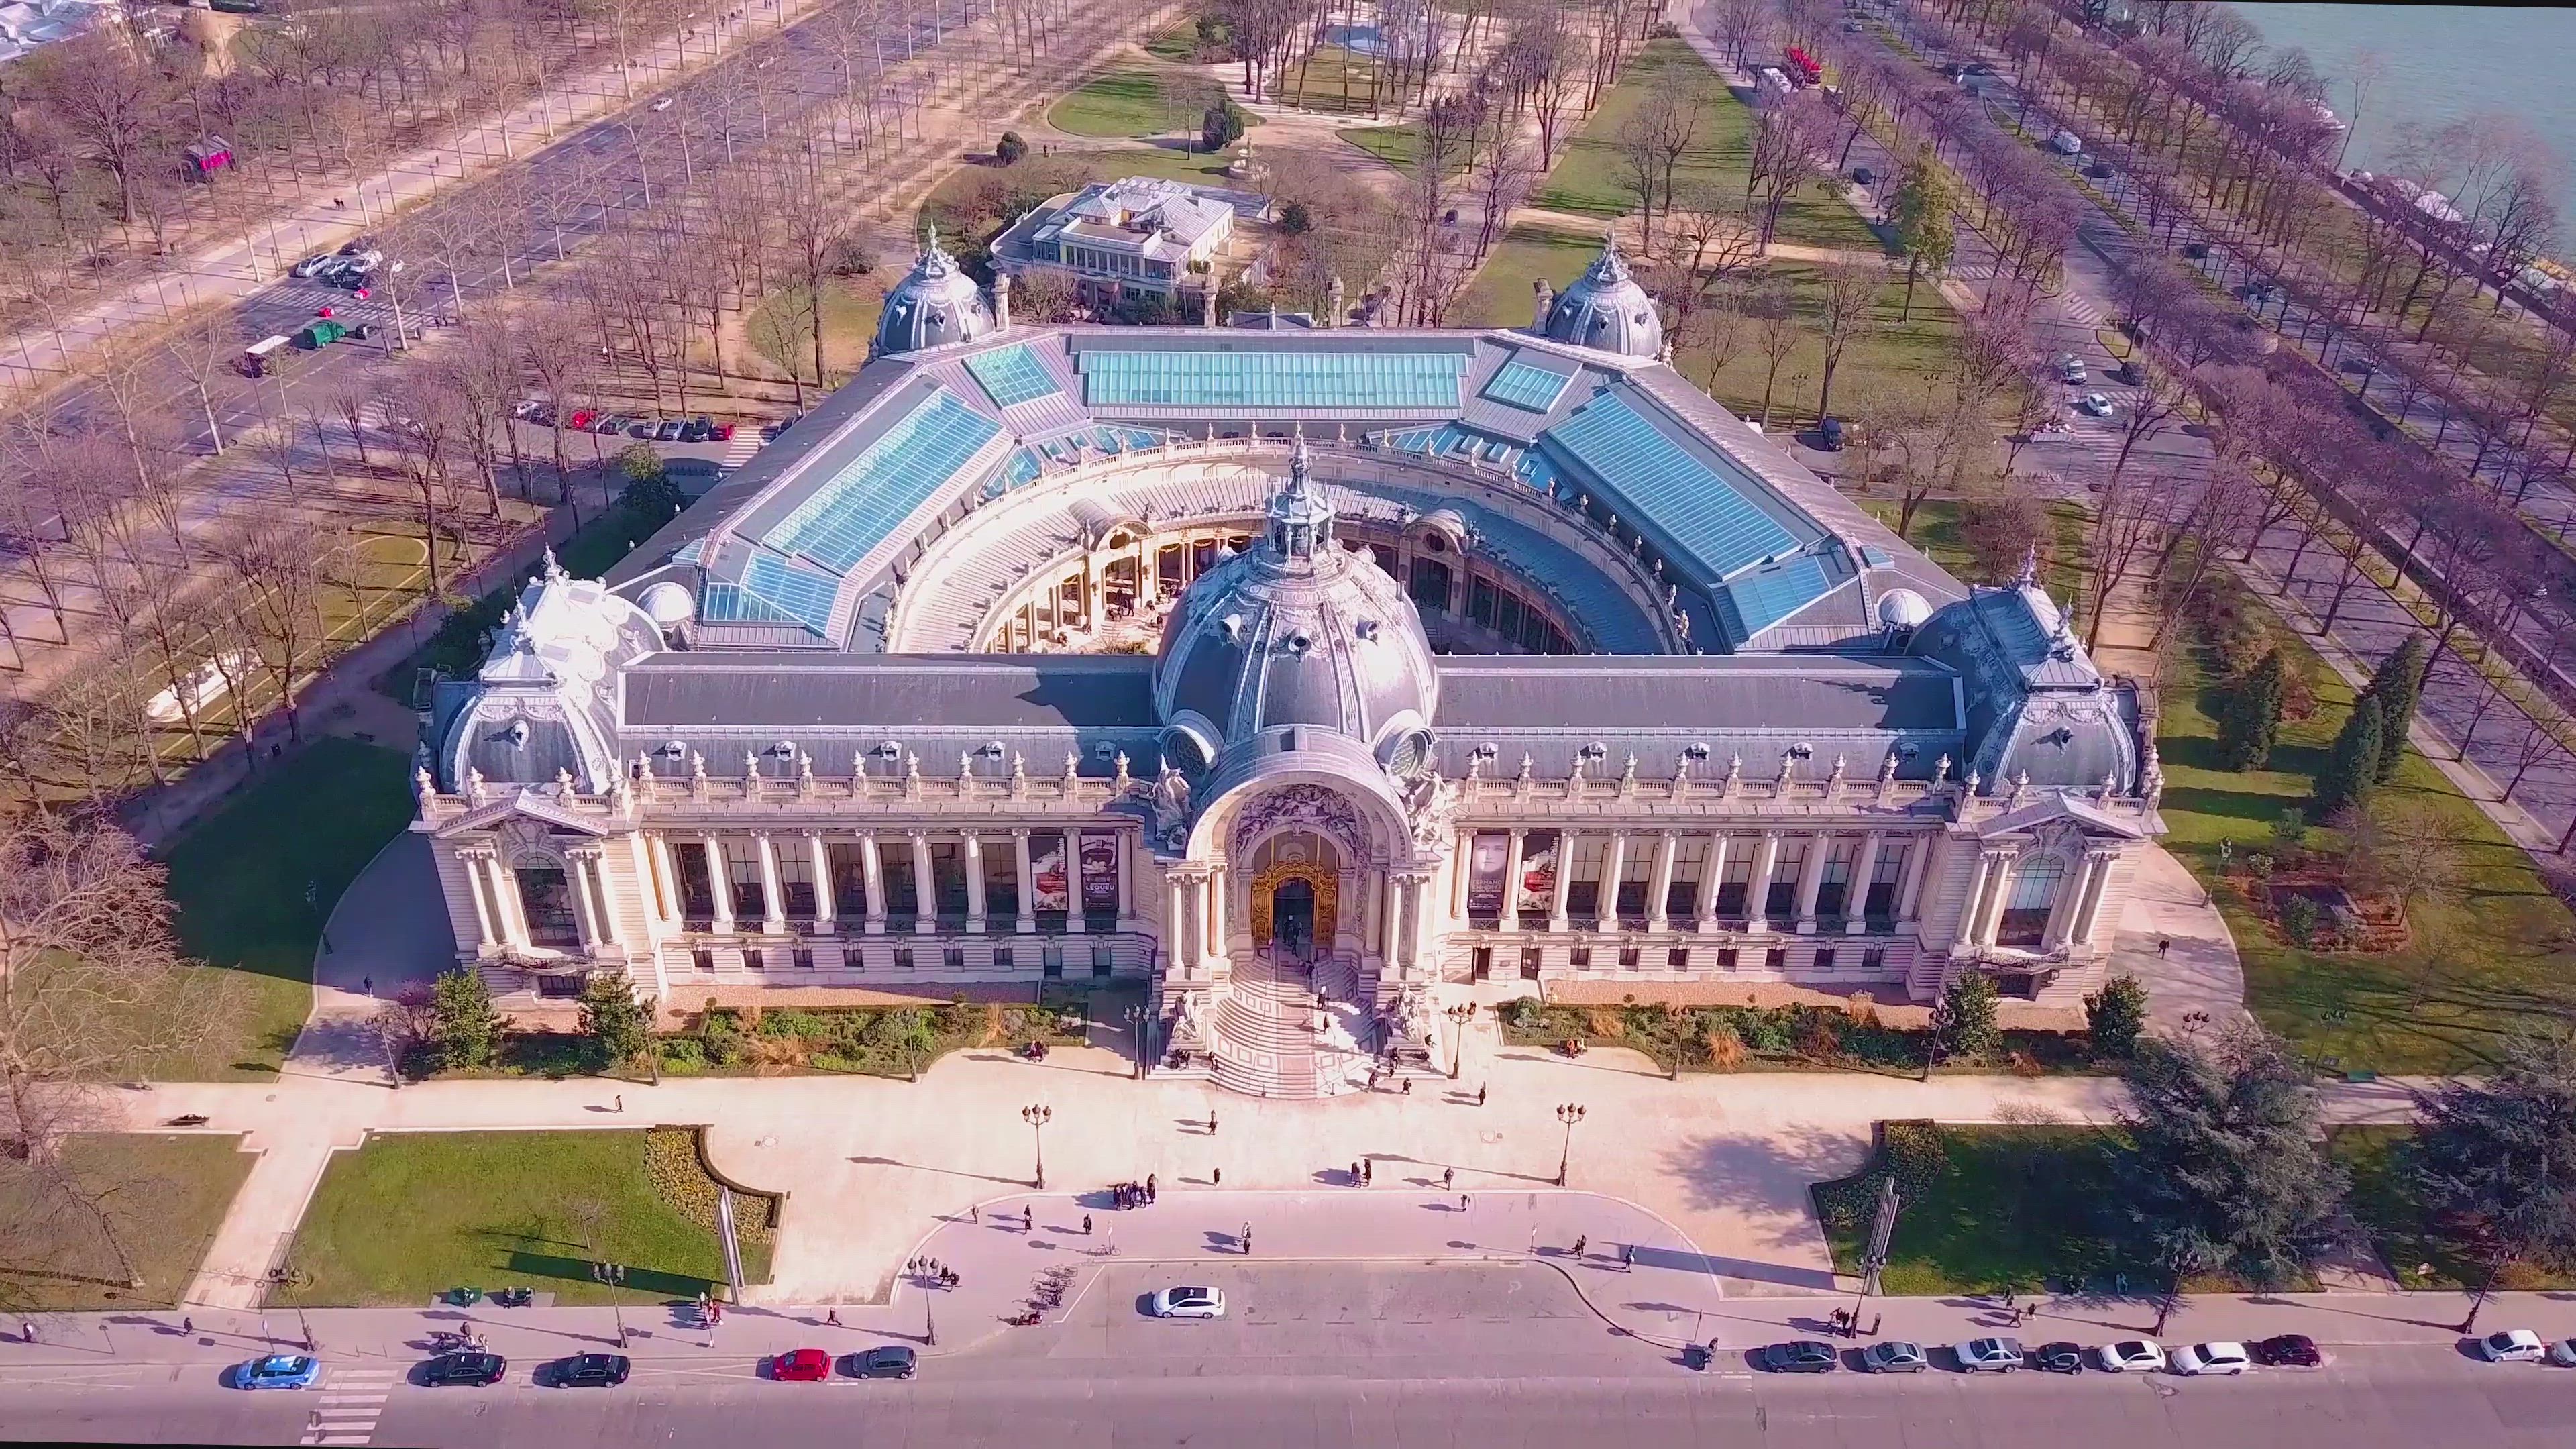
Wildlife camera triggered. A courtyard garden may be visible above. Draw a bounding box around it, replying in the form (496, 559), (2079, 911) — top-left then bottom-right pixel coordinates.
(1811, 1121), (2141, 1295)
(0, 1134), (254, 1310)
(274, 1128), (775, 1306)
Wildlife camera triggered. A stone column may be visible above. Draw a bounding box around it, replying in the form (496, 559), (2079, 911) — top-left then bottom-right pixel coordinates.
(1743, 833), (1782, 934)
(590, 849), (625, 949)
(650, 834), (682, 924)
(1379, 872), (1403, 963)
(1205, 867), (1227, 957)
(859, 831), (888, 934)
(1972, 849), (2016, 946)
(1895, 835), (1932, 928)
(1792, 833), (1829, 934)
(1849, 829), (1884, 934)
(1497, 828), (1526, 932)
(1646, 830), (1678, 930)
(702, 835), (735, 933)
(1013, 829), (1036, 934)
(2069, 850), (2121, 947)
(1695, 835), (1727, 928)
(1116, 833), (1136, 925)
(963, 834), (987, 934)
(1955, 848), (1996, 948)
(1168, 874), (1195, 972)
(1450, 829), (1474, 916)
(1549, 830), (1577, 932)
(460, 850), (498, 951)
(909, 833), (936, 935)
(755, 833), (788, 935)
(807, 833), (835, 933)
(1595, 831), (1627, 932)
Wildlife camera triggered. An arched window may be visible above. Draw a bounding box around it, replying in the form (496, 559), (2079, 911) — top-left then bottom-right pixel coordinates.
(514, 862), (579, 949)
(1996, 855), (2066, 948)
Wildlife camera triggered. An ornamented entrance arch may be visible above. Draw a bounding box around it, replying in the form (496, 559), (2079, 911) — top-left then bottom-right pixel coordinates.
(1246, 831), (1341, 955)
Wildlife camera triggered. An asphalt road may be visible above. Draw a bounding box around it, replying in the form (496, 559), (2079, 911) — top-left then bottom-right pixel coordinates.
(3, 1264), (2568, 1449)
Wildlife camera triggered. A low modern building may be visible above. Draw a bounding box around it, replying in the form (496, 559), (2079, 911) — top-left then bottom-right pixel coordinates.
(989, 175), (1249, 301)
(418, 232), (2164, 1096)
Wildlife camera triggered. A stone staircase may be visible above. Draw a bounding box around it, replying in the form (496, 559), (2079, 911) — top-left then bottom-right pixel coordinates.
(1209, 950), (1324, 1098)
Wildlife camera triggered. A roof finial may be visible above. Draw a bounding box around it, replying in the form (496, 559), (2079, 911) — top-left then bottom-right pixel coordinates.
(541, 545), (564, 581)
(2016, 542), (2039, 588)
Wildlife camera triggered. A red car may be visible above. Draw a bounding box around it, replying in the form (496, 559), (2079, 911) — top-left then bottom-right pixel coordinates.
(569, 409), (597, 430)
(711, 423), (735, 441)
(772, 1348), (831, 1382)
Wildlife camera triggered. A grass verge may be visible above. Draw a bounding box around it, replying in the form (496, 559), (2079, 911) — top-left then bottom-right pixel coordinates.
(275, 1129), (776, 1306)
(0, 1134), (253, 1310)
(2328, 1125), (2576, 1291)
(1812, 1122), (2137, 1295)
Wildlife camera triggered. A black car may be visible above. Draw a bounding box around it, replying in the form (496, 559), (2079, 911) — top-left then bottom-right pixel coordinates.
(423, 1352), (507, 1387)
(550, 1352), (631, 1387)
(2082, 161), (2112, 179)
(1761, 1340), (1841, 1373)
(843, 1346), (918, 1379)
(2032, 1341), (2087, 1373)
(1851, 166), (1875, 186)
(2181, 241), (2210, 260)
(2253, 1334), (2322, 1367)
(1818, 416), (1847, 451)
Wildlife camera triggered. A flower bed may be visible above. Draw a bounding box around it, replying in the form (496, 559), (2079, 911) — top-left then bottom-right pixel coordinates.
(1494, 998), (2096, 1075)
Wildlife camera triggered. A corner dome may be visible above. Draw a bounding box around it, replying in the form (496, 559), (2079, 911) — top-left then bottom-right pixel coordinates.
(1152, 437), (1439, 773)
(639, 580), (695, 628)
(873, 227), (996, 358)
(1876, 588), (1933, 629)
(1542, 232), (1664, 358)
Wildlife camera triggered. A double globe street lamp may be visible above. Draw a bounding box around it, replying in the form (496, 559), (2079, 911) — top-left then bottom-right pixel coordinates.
(1022, 1102), (1053, 1190)
(1554, 1102), (1587, 1187)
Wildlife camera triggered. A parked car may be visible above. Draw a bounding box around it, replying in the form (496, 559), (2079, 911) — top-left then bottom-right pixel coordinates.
(2076, 392), (2116, 417)
(2243, 1334), (2318, 1367)
(1817, 416), (1847, 450)
(628, 419), (659, 439)
(760, 421), (787, 441)
(2172, 1341), (2253, 1375)
(2082, 160), (2113, 180)
(290, 254), (335, 279)
(655, 419), (686, 441)
(568, 409), (598, 430)
(1150, 1286), (1227, 1320)
(2548, 1338), (2576, 1368)
(2049, 129), (2083, 156)
(595, 413), (634, 435)
(422, 1352), (507, 1387)
(2031, 1342), (2086, 1374)
(2478, 1329), (2548, 1363)
(1860, 1340), (1927, 1373)
(772, 1348), (833, 1381)
(511, 400), (543, 420)
(2181, 240), (2210, 260)
(651, 96), (675, 111)
(1851, 166), (1875, 186)
(710, 423), (736, 441)
(234, 1354), (321, 1390)
(1761, 1340), (1841, 1373)
(680, 417), (710, 443)
(2099, 1340), (2166, 1373)
(2059, 355), (2087, 384)
(1953, 1338), (2025, 1373)
(844, 1346), (918, 1379)
(548, 1352), (631, 1387)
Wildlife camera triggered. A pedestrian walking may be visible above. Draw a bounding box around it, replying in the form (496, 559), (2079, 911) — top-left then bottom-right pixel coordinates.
(2157, 936), (2171, 959)
(1362, 1159), (1373, 1185)
(362, 975), (372, 993)
(1350, 1161), (1362, 1185)
(1572, 1234), (1587, 1257)
(614, 1094), (624, 1113)
(1477, 1084), (1487, 1107)
(1459, 1193), (1470, 1211)
(1146, 1173), (1157, 1199)
(971, 1203), (980, 1225)
(1083, 1214), (1093, 1236)
(825, 1310), (841, 1327)
(1209, 1111), (1219, 1134)
(2003, 1287), (2016, 1309)
(181, 1317), (193, 1337)
(1241, 1224), (1252, 1254)
(1024, 1205), (1035, 1231)
(1442, 1167), (1454, 1191)
(1620, 1243), (1633, 1268)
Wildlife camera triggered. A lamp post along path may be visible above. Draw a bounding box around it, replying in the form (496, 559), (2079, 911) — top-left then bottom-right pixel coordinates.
(1022, 1103), (1052, 1190)
(1554, 1102), (1587, 1187)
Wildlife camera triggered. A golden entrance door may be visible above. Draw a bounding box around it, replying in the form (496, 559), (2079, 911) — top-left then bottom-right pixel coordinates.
(1248, 861), (1338, 951)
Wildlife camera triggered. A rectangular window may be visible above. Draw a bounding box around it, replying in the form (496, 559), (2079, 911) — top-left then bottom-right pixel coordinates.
(691, 947), (714, 973)
(1566, 835), (1605, 919)
(994, 947), (1014, 971)
(1517, 830), (1560, 926)
(1668, 837), (1708, 920)
(983, 837), (1019, 921)
(1617, 946), (1641, 970)
(1569, 946), (1593, 970)
(1472, 945), (1493, 981)
(794, 948), (814, 970)
(744, 948), (765, 971)
(1518, 605), (1552, 653)
(1998, 857), (2068, 948)
(1519, 947), (1542, 979)
(1862, 947), (1886, 973)
(1864, 843), (1905, 920)
(885, 847), (920, 924)
(1766, 841), (1807, 919)
(1668, 947), (1690, 970)
(777, 845), (816, 920)
(942, 945), (966, 969)
(1614, 844), (1651, 922)
(1030, 830), (1071, 920)
(1368, 543), (1397, 576)
(678, 845), (716, 921)
(1469, 575), (1499, 628)
(1042, 944), (1065, 978)
(514, 865), (579, 949)
(723, 846), (765, 922)
(828, 843), (868, 919)
(1813, 948), (1836, 972)
(1715, 847), (1750, 918)
(1092, 943), (1114, 977)
(1718, 947), (1739, 971)
(894, 946), (915, 970)
(1079, 831), (1122, 925)
(1496, 590), (1526, 643)
(931, 841), (969, 924)
(1815, 841), (1854, 920)
(1764, 947), (1788, 971)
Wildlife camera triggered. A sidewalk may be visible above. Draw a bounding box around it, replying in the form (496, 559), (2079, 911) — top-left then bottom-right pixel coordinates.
(0, 0), (826, 403)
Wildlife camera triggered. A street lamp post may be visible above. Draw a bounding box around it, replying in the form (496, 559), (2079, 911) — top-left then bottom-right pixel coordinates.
(1022, 1102), (1052, 1190)
(1122, 1004), (1145, 1081)
(1444, 1002), (1476, 1079)
(1554, 1102), (1587, 1187)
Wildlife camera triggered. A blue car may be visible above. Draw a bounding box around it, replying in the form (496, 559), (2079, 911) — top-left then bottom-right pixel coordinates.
(236, 1354), (321, 1390)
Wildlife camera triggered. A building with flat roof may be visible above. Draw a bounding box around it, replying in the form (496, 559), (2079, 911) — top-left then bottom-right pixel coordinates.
(989, 175), (1252, 301)
(417, 233), (2163, 1097)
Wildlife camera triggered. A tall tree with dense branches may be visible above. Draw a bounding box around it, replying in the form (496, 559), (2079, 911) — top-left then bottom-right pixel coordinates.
(2410, 1032), (2576, 1331)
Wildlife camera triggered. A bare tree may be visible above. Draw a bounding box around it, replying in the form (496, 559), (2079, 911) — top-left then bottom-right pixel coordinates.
(221, 516), (332, 745)
(1814, 258), (1884, 423)
(1747, 277), (1802, 430)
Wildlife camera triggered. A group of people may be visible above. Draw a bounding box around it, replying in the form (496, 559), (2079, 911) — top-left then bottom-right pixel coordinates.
(1110, 1174), (1158, 1208)
(912, 1256), (960, 1289)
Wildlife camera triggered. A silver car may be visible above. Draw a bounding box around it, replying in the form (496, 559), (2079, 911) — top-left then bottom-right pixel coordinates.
(1150, 1285), (1226, 1320)
(1861, 1340), (1929, 1373)
(1953, 1337), (2025, 1373)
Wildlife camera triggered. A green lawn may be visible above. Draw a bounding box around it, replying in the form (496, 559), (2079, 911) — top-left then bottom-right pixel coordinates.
(0, 1134), (252, 1310)
(1860, 497), (2095, 635)
(1813, 1123), (2139, 1295)
(2330, 1125), (2576, 1290)
(152, 736), (416, 1079)
(1145, 18), (1219, 62)
(1271, 45), (1407, 116)
(745, 274), (885, 386)
(2156, 604), (2576, 1073)
(1690, 262), (1964, 429)
(1450, 221), (1601, 331)
(276, 1130), (775, 1306)
(1046, 68), (1211, 139)
(1531, 40), (1880, 254)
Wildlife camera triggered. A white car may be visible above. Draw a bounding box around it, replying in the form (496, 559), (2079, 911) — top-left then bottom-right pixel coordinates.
(651, 96), (675, 111)
(2479, 1328), (2547, 1362)
(1953, 1337), (2024, 1373)
(2547, 1338), (2576, 1367)
(1150, 1285), (1226, 1320)
(2059, 356), (2087, 384)
(2099, 1339), (2166, 1373)
(2050, 129), (2083, 156)
(2076, 392), (2116, 418)
(2171, 1340), (2252, 1375)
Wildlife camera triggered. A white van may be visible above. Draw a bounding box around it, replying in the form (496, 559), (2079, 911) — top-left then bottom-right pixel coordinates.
(2050, 130), (2083, 156)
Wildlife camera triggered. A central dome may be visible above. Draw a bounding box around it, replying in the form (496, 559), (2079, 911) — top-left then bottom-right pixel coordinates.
(1152, 437), (1440, 775)
(1543, 232), (1663, 358)
(873, 227), (996, 358)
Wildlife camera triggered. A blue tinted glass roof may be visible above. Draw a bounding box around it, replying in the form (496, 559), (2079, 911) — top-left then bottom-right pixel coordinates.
(700, 582), (802, 629)
(963, 344), (1061, 408)
(1004, 448), (1044, 486)
(1715, 553), (1833, 642)
(1079, 350), (1467, 409)
(1484, 356), (1576, 412)
(1543, 394), (1801, 586)
(741, 551), (841, 635)
(762, 389), (1002, 573)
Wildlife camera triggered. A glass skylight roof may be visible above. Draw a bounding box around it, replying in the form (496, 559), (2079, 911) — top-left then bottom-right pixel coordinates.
(1544, 394), (1801, 586)
(963, 344), (1061, 408)
(1717, 554), (1833, 642)
(763, 388), (1002, 574)
(740, 551), (841, 635)
(1079, 350), (1468, 409)
(1483, 356), (1576, 413)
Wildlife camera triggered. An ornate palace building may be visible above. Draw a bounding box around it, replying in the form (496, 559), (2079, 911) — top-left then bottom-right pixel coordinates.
(415, 232), (2165, 1096)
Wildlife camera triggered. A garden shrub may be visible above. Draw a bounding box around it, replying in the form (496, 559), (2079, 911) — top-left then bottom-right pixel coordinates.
(643, 1128), (777, 1246)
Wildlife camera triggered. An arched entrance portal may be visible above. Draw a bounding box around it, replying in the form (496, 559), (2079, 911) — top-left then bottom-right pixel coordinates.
(1246, 831), (1342, 964)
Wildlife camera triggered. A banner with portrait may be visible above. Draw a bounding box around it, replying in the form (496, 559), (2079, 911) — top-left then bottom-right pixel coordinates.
(1030, 833), (1071, 913)
(1516, 830), (1560, 915)
(1079, 832), (1121, 912)
(1466, 832), (1511, 916)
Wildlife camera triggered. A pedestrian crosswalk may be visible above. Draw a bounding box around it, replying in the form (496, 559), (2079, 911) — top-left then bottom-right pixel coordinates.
(718, 428), (763, 470)
(299, 1365), (398, 1446)
(2055, 290), (2110, 331)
